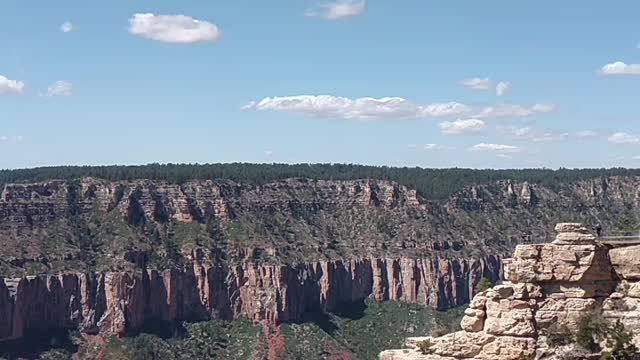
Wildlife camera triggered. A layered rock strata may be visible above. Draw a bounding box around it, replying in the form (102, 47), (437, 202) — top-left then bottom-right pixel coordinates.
(379, 223), (640, 360)
(0, 254), (500, 343)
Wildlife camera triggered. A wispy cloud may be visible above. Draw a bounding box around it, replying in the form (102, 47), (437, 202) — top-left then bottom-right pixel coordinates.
(470, 143), (520, 153)
(500, 126), (597, 143)
(459, 77), (492, 90)
(475, 103), (554, 119)
(574, 130), (598, 138)
(601, 61), (640, 75)
(61, 21), (74, 33)
(608, 132), (640, 144)
(41, 80), (73, 98)
(128, 14), (221, 44)
(243, 95), (471, 120)
(0, 75), (24, 95)
(306, 0), (366, 20)
(0, 136), (24, 145)
(496, 81), (511, 97)
(408, 143), (451, 151)
(438, 119), (486, 135)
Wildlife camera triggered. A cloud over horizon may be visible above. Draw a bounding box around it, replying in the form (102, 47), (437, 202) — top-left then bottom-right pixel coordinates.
(0, 75), (24, 95)
(0, 136), (24, 145)
(306, 0), (366, 20)
(496, 81), (511, 97)
(61, 21), (74, 33)
(41, 81), (73, 98)
(243, 95), (471, 120)
(460, 77), (492, 90)
(439, 119), (486, 135)
(608, 132), (640, 144)
(601, 62), (640, 75)
(129, 13), (221, 44)
(470, 143), (520, 153)
(475, 103), (555, 118)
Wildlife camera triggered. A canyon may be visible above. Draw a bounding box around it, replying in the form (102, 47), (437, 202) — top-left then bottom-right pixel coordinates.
(1, 176), (640, 345)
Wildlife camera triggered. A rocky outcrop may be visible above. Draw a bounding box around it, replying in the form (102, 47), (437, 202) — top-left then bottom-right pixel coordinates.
(0, 253), (500, 343)
(379, 223), (640, 360)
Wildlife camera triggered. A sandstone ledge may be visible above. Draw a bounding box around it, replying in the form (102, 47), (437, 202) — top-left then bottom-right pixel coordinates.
(380, 223), (640, 360)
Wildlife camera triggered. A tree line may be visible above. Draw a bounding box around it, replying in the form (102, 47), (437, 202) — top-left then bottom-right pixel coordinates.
(1, 163), (639, 200)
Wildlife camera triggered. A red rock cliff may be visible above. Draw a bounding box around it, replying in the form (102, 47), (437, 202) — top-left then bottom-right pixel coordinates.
(0, 254), (500, 342)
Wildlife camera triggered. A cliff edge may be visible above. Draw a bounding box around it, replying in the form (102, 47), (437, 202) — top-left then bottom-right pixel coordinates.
(379, 223), (640, 360)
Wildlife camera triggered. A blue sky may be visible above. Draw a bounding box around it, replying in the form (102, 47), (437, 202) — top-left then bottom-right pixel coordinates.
(2, 0), (640, 169)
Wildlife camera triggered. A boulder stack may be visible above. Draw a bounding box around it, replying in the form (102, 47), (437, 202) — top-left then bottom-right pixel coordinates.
(380, 223), (640, 360)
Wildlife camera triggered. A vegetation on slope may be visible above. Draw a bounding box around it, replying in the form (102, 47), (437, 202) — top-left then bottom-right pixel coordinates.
(6, 301), (464, 360)
(1, 163), (639, 200)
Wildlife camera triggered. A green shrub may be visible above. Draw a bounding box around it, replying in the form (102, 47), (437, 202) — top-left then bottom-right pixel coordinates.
(38, 349), (72, 360)
(576, 312), (609, 352)
(476, 277), (494, 293)
(606, 320), (637, 359)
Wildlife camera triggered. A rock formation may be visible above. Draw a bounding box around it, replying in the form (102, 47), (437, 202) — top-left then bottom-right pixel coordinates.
(3, 176), (640, 347)
(379, 223), (640, 360)
(0, 253), (501, 343)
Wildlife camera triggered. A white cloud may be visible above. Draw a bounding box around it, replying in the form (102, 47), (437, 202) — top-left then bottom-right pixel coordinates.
(531, 132), (570, 143)
(420, 102), (472, 117)
(460, 77), (492, 90)
(633, 155), (640, 160)
(475, 103), (555, 118)
(306, 0), (366, 20)
(243, 95), (471, 120)
(601, 61), (640, 75)
(0, 75), (24, 95)
(0, 136), (24, 145)
(470, 143), (520, 153)
(439, 119), (486, 135)
(501, 126), (598, 143)
(128, 13), (221, 44)
(409, 143), (450, 150)
(574, 130), (598, 138)
(41, 81), (73, 98)
(61, 21), (74, 33)
(496, 153), (514, 159)
(608, 132), (640, 144)
(496, 81), (511, 97)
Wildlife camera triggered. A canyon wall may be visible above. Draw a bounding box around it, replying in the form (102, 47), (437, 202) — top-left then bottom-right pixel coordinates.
(0, 253), (500, 342)
(2, 177), (640, 345)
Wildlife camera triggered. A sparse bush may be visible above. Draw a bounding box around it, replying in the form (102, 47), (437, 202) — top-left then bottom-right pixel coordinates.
(416, 339), (435, 355)
(476, 277), (494, 293)
(576, 312), (609, 352)
(38, 349), (72, 360)
(606, 320), (637, 359)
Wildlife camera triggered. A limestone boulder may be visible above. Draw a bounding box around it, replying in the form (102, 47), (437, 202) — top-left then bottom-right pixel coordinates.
(484, 298), (536, 337)
(461, 308), (486, 332)
(430, 331), (495, 358)
(477, 336), (537, 360)
(505, 244), (613, 284)
(610, 245), (640, 280)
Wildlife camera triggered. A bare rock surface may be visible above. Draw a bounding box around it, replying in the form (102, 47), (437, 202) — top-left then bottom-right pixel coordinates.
(380, 223), (640, 360)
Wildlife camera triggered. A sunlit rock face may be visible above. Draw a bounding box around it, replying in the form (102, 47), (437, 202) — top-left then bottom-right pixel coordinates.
(380, 223), (640, 360)
(0, 251), (501, 342)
